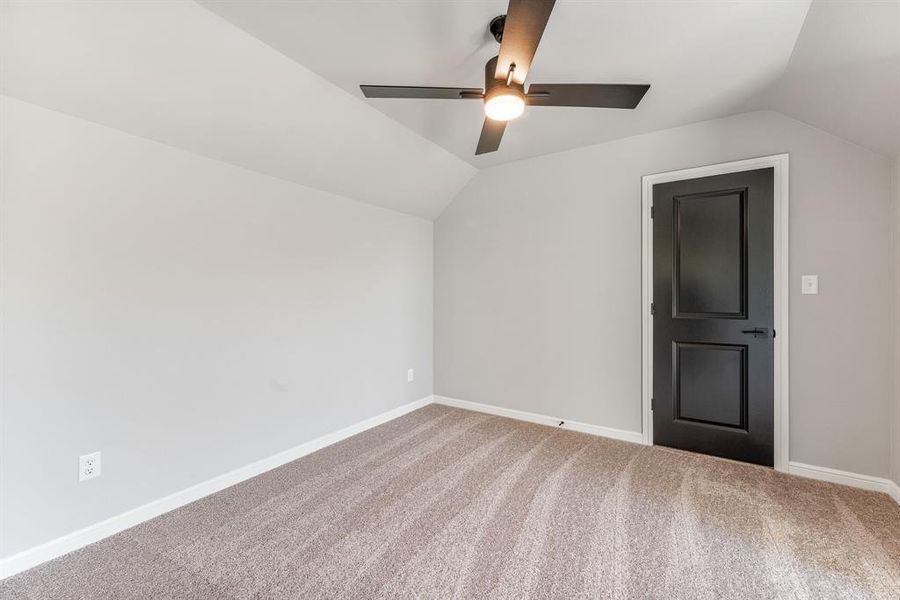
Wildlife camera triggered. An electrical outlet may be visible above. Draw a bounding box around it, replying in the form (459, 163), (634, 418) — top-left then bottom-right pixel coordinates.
(407, 368), (414, 383)
(79, 452), (101, 482)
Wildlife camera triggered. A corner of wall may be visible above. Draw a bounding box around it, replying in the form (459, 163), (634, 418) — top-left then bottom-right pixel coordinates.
(892, 157), (900, 488)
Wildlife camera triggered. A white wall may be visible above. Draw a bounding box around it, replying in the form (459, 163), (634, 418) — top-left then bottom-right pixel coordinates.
(435, 110), (896, 479)
(0, 97), (433, 558)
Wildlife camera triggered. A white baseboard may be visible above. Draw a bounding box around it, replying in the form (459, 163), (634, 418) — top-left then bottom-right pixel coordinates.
(6, 396), (894, 581)
(0, 395), (434, 580)
(433, 395), (645, 445)
(788, 461), (900, 505)
(434, 397), (899, 506)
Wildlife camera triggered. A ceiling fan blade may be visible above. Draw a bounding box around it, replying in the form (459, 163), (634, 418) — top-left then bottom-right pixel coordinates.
(360, 85), (483, 100)
(475, 118), (507, 155)
(526, 83), (650, 108)
(495, 0), (557, 84)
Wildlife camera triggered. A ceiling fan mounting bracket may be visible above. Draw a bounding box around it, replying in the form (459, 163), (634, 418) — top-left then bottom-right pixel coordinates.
(489, 15), (506, 44)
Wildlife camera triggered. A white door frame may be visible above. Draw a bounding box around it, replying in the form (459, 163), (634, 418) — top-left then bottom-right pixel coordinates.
(641, 154), (790, 472)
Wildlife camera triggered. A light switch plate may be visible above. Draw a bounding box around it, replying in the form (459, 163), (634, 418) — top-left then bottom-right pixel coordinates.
(801, 275), (818, 295)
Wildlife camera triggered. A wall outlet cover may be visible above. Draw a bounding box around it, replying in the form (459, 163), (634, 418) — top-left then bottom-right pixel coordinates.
(79, 451), (101, 482)
(407, 368), (414, 383)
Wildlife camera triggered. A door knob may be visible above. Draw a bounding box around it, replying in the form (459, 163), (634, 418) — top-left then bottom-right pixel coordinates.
(741, 327), (773, 338)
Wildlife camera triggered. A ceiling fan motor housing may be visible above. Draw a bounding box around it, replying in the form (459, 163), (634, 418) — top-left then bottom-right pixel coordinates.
(483, 55), (525, 121)
(484, 56), (523, 96)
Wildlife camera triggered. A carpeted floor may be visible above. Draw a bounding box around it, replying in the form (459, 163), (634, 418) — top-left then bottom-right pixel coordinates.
(3, 404), (899, 599)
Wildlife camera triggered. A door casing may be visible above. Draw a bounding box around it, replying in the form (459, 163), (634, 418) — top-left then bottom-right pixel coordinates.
(641, 154), (790, 472)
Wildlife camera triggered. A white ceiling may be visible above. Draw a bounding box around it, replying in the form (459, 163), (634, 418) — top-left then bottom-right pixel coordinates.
(0, 0), (475, 219)
(747, 0), (900, 158)
(200, 0), (812, 167)
(2, 0), (897, 221)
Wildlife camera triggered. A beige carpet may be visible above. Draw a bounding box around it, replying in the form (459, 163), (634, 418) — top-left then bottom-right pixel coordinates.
(3, 404), (899, 599)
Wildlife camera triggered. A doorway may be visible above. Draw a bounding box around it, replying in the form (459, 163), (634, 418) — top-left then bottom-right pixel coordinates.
(641, 155), (789, 470)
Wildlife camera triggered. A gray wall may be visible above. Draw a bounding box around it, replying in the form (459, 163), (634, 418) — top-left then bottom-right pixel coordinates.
(435, 110), (896, 479)
(0, 97), (433, 557)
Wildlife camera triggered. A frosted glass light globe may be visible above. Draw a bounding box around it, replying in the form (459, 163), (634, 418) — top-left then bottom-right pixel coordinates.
(484, 89), (525, 121)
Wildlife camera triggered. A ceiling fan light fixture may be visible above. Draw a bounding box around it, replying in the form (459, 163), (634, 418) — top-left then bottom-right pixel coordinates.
(484, 87), (525, 121)
(359, 2), (650, 154)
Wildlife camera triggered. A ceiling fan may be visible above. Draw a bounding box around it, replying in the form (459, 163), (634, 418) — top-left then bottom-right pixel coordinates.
(360, 0), (650, 155)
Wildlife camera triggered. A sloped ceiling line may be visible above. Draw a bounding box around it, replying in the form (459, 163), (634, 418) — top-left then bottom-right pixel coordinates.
(0, 0), (476, 219)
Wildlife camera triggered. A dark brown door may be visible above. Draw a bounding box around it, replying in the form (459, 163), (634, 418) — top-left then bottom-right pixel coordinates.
(652, 168), (774, 466)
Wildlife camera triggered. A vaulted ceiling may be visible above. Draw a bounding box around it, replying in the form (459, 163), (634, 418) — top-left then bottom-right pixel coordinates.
(0, 0), (475, 219)
(2, 0), (898, 219)
(200, 0), (813, 167)
(743, 0), (900, 158)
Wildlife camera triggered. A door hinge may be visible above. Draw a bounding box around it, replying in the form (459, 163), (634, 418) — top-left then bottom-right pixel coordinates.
(650, 205), (654, 219)
(651, 397), (655, 411)
(650, 302), (655, 316)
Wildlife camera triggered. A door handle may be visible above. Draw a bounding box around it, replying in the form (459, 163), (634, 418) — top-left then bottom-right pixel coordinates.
(741, 327), (774, 338)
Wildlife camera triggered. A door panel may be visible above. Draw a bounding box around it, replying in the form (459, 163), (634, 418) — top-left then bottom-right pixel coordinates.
(674, 342), (746, 430)
(653, 168), (774, 466)
(674, 190), (746, 318)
